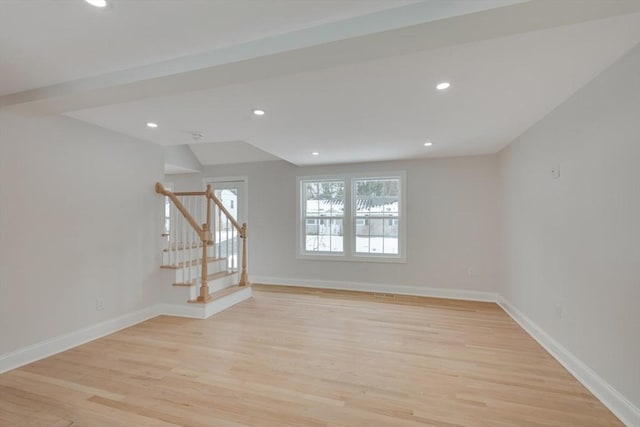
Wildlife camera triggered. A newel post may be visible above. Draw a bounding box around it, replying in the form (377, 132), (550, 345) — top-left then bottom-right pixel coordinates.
(239, 223), (248, 286)
(198, 223), (212, 302)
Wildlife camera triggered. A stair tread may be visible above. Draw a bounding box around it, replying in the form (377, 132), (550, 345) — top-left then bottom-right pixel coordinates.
(161, 256), (226, 270)
(206, 269), (238, 281)
(187, 284), (248, 304)
(208, 285), (248, 301)
(163, 242), (212, 252)
(172, 269), (238, 287)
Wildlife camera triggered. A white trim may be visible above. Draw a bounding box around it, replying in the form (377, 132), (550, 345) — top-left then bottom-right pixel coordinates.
(250, 276), (499, 302)
(296, 171), (407, 263)
(0, 306), (159, 374)
(2, 287), (635, 427)
(204, 286), (252, 318)
(498, 297), (640, 427)
(159, 288), (252, 320)
(203, 176), (249, 226)
(0, 289), (253, 374)
(251, 278), (638, 425)
(157, 303), (206, 319)
(202, 176), (249, 185)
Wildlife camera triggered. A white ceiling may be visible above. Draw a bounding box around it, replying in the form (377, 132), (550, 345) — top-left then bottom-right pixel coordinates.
(66, 13), (640, 165)
(0, 0), (418, 95)
(2, 0), (640, 166)
(189, 141), (280, 166)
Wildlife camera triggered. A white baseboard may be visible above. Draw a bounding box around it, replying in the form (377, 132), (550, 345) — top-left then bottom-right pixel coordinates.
(204, 286), (252, 318)
(250, 275), (499, 303)
(0, 289), (255, 374)
(157, 303), (206, 319)
(254, 277), (638, 426)
(1, 284), (635, 427)
(498, 297), (640, 427)
(0, 280), (490, 376)
(0, 306), (159, 374)
(161, 287), (253, 319)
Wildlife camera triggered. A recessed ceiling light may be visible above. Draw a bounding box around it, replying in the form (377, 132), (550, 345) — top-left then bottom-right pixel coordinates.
(424, 142), (433, 147)
(312, 152), (320, 156)
(146, 122), (158, 128)
(85, 0), (107, 7)
(436, 82), (451, 90)
(253, 109), (265, 116)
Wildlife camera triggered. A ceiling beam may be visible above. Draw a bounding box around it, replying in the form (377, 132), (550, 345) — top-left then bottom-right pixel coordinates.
(3, 0), (639, 114)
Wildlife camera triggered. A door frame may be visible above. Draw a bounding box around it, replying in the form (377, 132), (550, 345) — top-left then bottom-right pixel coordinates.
(202, 176), (249, 227)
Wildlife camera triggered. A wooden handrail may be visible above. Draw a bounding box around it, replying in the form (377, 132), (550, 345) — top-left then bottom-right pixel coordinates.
(206, 192), (243, 236)
(205, 185), (248, 285)
(155, 182), (169, 195)
(155, 183), (203, 237)
(204, 183), (244, 234)
(174, 191), (206, 196)
(156, 181), (249, 297)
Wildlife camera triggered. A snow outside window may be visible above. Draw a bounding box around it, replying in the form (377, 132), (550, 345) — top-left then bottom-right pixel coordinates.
(302, 180), (345, 253)
(298, 173), (405, 263)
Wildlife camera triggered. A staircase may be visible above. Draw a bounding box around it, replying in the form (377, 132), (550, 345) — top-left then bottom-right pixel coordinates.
(155, 183), (251, 319)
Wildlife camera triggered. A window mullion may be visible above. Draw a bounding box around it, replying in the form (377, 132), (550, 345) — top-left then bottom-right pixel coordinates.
(345, 176), (352, 259)
(299, 173), (404, 261)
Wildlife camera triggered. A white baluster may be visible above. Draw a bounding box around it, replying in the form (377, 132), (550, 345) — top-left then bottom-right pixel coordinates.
(190, 198), (196, 286)
(186, 197), (192, 285)
(197, 196), (202, 284)
(175, 197), (180, 265)
(232, 226), (237, 270)
(195, 197), (202, 282)
(170, 200), (176, 266)
(226, 216), (230, 270)
(218, 204), (222, 259)
(181, 196), (186, 268)
(192, 196), (196, 282)
(194, 197), (198, 283)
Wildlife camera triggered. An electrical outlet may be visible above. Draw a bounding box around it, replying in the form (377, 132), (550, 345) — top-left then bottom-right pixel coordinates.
(551, 163), (561, 179)
(96, 298), (104, 311)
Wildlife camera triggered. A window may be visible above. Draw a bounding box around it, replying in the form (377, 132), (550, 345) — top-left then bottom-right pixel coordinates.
(354, 178), (400, 255)
(302, 180), (344, 253)
(298, 173), (405, 262)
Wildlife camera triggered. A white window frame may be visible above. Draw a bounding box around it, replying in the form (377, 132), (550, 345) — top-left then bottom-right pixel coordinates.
(202, 176), (249, 226)
(297, 171), (406, 263)
(298, 178), (346, 257)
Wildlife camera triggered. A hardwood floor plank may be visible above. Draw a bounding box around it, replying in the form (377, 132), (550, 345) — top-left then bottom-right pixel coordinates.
(0, 286), (623, 426)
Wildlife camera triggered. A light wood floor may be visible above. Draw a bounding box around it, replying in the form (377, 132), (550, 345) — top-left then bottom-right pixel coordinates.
(0, 285), (622, 427)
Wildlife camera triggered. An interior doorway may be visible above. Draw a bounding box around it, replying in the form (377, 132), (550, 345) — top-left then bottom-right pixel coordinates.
(204, 177), (248, 269)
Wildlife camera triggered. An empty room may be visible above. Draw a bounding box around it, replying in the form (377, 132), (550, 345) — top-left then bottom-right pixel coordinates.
(1, 0), (639, 426)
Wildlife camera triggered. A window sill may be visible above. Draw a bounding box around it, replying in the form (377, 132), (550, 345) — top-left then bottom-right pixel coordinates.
(297, 252), (407, 264)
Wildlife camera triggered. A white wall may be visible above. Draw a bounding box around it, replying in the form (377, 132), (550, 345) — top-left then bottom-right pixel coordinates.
(500, 44), (640, 412)
(0, 111), (164, 356)
(0, 45), (635, 425)
(170, 155), (502, 297)
(164, 145), (201, 174)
